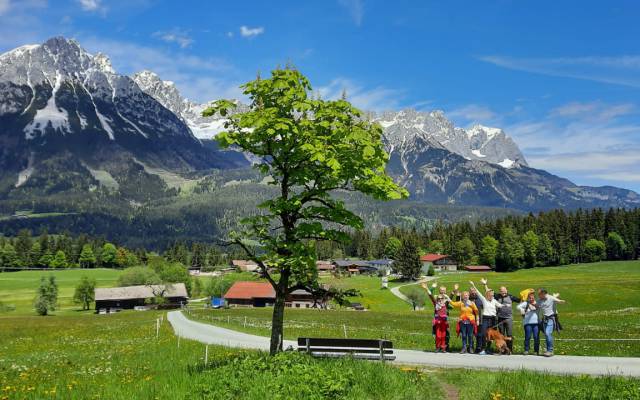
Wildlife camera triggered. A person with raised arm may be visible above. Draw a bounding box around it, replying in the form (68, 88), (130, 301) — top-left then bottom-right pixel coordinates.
(517, 290), (540, 355)
(449, 283), (479, 353)
(483, 280), (520, 353)
(469, 278), (505, 355)
(421, 282), (450, 353)
(536, 288), (566, 357)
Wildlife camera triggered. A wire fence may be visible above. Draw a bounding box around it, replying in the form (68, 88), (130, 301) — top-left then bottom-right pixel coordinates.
(185, 308), (640, 342)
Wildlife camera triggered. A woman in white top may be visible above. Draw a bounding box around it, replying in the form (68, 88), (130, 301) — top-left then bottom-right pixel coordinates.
(469, 279), (505, 355)
(517, 291), (540, 355)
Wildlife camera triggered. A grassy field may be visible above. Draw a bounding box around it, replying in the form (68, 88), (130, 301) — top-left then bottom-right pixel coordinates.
(1, 264), (640, 399)
(1, 312), (638, 400)
(0, 312), (444, 399)
(0, 269), (122, 315)
(188, 261), (640, 357)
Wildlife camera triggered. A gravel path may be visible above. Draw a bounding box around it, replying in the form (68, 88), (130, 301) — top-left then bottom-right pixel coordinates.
(167, 310), (640, 377)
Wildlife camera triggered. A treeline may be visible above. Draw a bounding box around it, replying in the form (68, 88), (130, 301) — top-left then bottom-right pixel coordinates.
(0, 230), (147, 270)
(328, 208), (640, 271)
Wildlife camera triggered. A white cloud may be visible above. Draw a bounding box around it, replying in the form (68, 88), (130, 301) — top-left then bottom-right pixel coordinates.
(447, 104), (498, 125)
(0, 0), (11, 15)
(78, 0), (101, 11)
(479, 55), (640, 88)
(549, 101), (634, 121)
(317, 77), (405, 111)
(338, 0), (364, 26)
(501, 100), (640, 188)
(239, 25), (264, 38)
(153, 29), (193, 48)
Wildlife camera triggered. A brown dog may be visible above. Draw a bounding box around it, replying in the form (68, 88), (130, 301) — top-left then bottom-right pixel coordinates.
(487, 328), (512, 355)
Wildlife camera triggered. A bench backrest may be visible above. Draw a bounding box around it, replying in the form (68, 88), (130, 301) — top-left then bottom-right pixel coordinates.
(297, 337), (394, 361)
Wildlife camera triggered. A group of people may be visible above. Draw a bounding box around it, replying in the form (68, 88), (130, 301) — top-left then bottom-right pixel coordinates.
(421, 278), (565, 357)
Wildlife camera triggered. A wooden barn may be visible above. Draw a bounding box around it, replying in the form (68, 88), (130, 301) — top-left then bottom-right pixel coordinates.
(94, 283), (188, 312)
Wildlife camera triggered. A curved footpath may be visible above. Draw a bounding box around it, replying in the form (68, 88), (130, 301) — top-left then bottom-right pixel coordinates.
(167, 311), (640, 377)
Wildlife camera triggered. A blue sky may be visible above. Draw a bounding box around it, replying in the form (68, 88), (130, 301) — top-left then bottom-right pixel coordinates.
(2, 0), (640, 192)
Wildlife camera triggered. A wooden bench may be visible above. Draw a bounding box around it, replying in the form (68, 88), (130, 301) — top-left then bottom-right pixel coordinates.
(297, 337), (395, 361)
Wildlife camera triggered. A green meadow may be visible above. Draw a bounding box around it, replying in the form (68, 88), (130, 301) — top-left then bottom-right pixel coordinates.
(188, 261), (640, 357)
(1, 261), (639, 399)
(0, 269), (121, 315)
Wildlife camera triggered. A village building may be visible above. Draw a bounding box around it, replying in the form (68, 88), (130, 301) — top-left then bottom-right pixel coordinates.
(316, 260), (335, 274)
(94, 283), (188, 312)
(368, 259), (394, 275)
(224, 281), (275, 307)
(231, 259), (260, 273)
(464, 265), (492, 272)
(333, 260), (376, 275)
(420, 254), (458, 272)
(224, 281), (317, 308)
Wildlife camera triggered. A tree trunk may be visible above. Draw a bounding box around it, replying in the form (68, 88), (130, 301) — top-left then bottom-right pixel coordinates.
(270, 289), (286, 355)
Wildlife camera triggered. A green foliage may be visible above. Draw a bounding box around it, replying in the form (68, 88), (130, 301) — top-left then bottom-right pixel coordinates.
(427, 239), (445, 254)
(479, 235), (499, 268)
(50, 250), (68, 269)
(427, 264), (435, 276)
(394, 239), (422, 280)
(497, 227), (524, 271)
(606, 232), (627, 260)
(584, 239), (606, 263)
(34, 275), (58, 316)
(101, 243), (118, 268)
(383, 236), (402, 259)
(117, 266), (161, 287)
(403, 286), (426, 310)
(0, 243), (21, 270)
(73, 276), (96, 310)
(454, 237), (475, 266)
(203, 67), (406, 353)
(521, 230), (539, 268)
(79, 244), (97, 268)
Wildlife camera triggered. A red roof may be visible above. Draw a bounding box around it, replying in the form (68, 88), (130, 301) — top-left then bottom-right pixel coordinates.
(420, 254), (449, 262)
(224, 281), (275, 300)
(464, 265), (492, 271)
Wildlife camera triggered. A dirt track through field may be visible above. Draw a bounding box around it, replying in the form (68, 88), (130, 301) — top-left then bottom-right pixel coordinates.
(167, 311), (640, 377)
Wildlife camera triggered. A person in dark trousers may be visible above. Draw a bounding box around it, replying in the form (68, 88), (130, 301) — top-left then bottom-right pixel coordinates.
(537, 288), (566, 357)
(468, 286), (484, 353)
(484, 280), (519, 352)
(518, 291), (540, 355)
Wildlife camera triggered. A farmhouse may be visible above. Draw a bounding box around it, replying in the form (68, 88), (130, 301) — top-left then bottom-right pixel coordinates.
(333, 260), (376, 275)
(316, 260), (335, 274)
(420, 254), (458, 272)
(94, 283), (188, 312)
(464, 265), (492, 272)
(224, 281), (317, 308)
(231, 259), (259, 273)
(224, 281), (275, 307)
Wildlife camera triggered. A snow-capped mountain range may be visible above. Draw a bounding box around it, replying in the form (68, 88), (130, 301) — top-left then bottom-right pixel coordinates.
(1, 36), (638, 211)
(132, 70), (528, 170)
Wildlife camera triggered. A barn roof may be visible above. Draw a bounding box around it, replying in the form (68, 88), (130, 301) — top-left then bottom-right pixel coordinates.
(420, 254), (450, 262)
(224, 281), (275, 300)
(333, 260), (371, 267)
(95, 283), (188, 301)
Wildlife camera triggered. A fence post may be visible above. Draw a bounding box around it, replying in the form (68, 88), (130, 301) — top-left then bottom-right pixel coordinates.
(343, 324), (347, 338)
(156, 318), (159, 339)
(205, 345), (209, 365)
(306, 338), (310, 354)
(244, 316), (247, 328)
(379, 340), (384, 362)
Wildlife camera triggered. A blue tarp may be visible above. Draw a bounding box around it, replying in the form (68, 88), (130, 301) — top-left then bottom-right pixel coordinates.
(211, 297), (225, 308)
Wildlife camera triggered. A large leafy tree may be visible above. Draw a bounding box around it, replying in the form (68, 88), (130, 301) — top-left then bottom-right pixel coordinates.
(204, 67), (407, 354)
